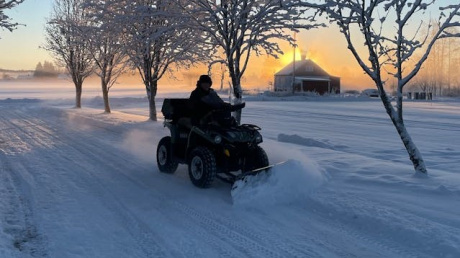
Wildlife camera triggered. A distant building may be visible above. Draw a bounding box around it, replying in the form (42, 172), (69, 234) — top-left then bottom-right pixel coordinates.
(17, 73), (34, 80)
(274, 57), (340, 94)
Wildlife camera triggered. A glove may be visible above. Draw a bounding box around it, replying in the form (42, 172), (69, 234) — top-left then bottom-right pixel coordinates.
(230, 102), (245, 111)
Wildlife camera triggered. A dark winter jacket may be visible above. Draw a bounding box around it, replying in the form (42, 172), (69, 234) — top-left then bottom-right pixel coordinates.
(189, 87), (244, 125)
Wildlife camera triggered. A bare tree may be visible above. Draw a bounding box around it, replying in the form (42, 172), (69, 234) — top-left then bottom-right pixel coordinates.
(112, 0), (210, 121)
(44, 0), (94, 108)
(0, 0), (25, 37)
(301, 0), (460, 174)
(179, 0), (315, 124)
(81, 0), (128, 113)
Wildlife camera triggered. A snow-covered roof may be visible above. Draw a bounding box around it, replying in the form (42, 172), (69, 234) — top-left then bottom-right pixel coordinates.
(275, 59), (336, 78)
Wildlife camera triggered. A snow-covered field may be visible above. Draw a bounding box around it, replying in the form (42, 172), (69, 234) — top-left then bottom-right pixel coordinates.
(1, 81), (459, 257)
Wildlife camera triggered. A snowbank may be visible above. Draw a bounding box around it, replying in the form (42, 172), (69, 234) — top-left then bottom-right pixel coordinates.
(231, 140), (328, 207)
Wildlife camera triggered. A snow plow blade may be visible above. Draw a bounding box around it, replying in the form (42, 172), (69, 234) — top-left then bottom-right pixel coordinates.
(232, 161), (287, 190)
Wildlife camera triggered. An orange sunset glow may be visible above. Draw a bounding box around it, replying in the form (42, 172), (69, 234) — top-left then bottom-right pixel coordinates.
(0, 0), (374, 92)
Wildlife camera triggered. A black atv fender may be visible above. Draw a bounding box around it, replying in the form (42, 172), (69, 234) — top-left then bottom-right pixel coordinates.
(185, 127), (218, 161)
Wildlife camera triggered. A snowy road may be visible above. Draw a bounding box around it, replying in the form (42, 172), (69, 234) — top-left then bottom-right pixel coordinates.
(1, 99), (459, 257)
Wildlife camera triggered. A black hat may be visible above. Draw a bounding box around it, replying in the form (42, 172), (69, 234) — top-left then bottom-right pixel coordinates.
(197, 74), (212, 86)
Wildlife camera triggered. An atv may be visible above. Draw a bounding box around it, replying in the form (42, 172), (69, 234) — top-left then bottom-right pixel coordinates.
(156, 98), (270, 188)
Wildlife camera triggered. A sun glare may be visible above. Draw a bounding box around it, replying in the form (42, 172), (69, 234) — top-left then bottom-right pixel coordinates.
(281, 48), (303, 65)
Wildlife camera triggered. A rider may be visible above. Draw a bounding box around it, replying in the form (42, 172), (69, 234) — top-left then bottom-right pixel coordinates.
(190, 75), (245, 126)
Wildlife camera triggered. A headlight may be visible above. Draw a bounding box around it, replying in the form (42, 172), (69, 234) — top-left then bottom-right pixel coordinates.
(255, 135), (263, 143)
(226, 132), (236, 138)
(214, 135), (222, 144)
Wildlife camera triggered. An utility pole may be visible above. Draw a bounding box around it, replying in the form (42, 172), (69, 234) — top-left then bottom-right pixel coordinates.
(291, 20), (296, 94)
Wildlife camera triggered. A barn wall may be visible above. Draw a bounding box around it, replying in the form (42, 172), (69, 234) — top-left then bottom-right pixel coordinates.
(331, 77), (341, 94)
(274, 76), (293, 92)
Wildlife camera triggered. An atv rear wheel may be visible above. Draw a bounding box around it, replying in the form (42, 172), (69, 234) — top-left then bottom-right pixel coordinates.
(157, 136), (178, 173)
(243, 146), (269, 172)
(188, 147), (217, 188)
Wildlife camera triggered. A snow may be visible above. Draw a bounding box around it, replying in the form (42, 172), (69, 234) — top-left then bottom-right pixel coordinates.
(277, 133), (348, 150)
(1, 83), (460, 257)
(231, 159), (327, 207)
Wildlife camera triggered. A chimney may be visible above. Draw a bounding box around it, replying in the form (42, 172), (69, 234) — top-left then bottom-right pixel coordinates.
(301, 51), (307, 61)
(300, 54), (306, 60)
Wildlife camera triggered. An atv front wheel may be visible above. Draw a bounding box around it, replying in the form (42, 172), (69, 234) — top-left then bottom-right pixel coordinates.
(188, 147), (217, 188)
(157, 136), (178, 173)
(243, 146), (269, 172)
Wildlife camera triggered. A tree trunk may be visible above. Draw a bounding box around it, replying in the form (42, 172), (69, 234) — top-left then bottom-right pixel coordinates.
(220, 63), (225, 91)
(101, 79), (111, 113)
(149, 96), (157, 121)
(229, 71), (243, 125)
(233, 94), (243, 125)
(380, 94), (428, 174)
(147, 80), (158, 121)
(394, 121), (428, 174)
(75, 83), (82, 109)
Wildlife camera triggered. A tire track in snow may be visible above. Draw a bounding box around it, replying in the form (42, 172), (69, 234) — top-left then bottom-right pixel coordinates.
(86, 134), (343, 256)
(3, 108), (184, 257)
(53, 118), (321, 257)
(171, 205), (321, 258)
(22, 107), (324, 257)
(4, 108), (173, 258)
(9, 108), (245, 257)
(35, 114), (281, 257)
(0, 113), (48, 257)
(0, 160), (49, 258)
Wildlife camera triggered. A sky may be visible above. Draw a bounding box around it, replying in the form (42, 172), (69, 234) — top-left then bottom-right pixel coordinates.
(0, 0), (375, 89)
(0, 0), (457, 89)
(0, 0), (53, 71)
